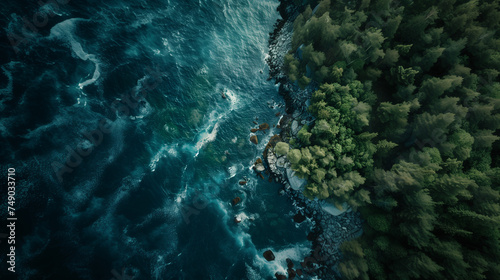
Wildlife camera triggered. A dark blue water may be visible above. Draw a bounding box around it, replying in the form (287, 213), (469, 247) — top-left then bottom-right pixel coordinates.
(0, 1), (312, 279)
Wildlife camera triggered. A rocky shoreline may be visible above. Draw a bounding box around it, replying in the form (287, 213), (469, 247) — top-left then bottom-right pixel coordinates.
(263, 1), (364, 279)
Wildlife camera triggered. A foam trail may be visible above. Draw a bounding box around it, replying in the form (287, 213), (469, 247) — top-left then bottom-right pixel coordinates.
(49, 18), (101, 89)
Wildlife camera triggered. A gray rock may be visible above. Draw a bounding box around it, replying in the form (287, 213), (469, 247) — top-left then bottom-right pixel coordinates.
(291, 120), (299, 135)
(255, 163), (265, 172)
(286, 167), (307, 191)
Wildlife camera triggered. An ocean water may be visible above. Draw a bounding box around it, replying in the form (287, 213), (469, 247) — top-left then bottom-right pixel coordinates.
(0, 0), (312, 279)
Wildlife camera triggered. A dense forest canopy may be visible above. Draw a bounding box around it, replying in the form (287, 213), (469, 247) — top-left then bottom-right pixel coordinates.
(280, 0), (500, 279)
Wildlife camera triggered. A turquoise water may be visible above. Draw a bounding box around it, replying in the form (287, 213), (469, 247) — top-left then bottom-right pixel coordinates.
(0, 0), (312, 279)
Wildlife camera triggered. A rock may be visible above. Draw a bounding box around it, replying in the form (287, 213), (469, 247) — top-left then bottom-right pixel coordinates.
(259, 123), (270, 130)
(234, 216), (241, 223)
(307, 231), (316, 241)
(253, 121), (258, 125)
(275, 112), (281, 117)
(255, 158), (263, 165)
(263, 250), (275, 261)
(286, 168), (307, 190)
(296, 269), (303, 276)
(251, 128), (259, 133)
(287, 268), (296, 279)
(231, 197), (241, 206)
(255, 163), (265, 172)
(239, 181), (247, 185)
(293, 213), (306, 223)
(275, 273), (286, 280)
(276, 156), (286, 168)
(258, 173), (264, 179)
(291, 120), (298, 134)
(286, 258), (294, 269)
(250, 135), (258, 144)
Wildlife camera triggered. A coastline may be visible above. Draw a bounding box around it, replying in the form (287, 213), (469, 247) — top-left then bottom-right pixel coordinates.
(264, 1), (364, 279)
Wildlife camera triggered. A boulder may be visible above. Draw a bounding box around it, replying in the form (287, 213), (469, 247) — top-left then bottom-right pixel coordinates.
(307, 231), (317, 241)
(254, 163), (265, 172)
(286, 258), (294, 269)
(255, 158), (263, 165)
(239, 181), (247, 185)
(286, 168), (307, 190)
(321, 201), (349, 216)
(275, 273), (286, 280)
(231, 197), (241, 206)
(293, 213), (306, 223)
(287, 268), (296, 279)
(250, 135), (258, 144)
(259, 123), (270, 130)
(251, 128), (259, 133)
(234, 216), (241, 223)
(263, 250), (275, 261)
(276, 156), (286, 168)
(291, 120), (298, 135)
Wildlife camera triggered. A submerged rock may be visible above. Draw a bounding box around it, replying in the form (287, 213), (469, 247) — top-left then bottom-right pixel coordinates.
(239, 181), (247, 185)
(231, 197), (241, 206)
(251, 128), (259, 133)
(287, 268), (296, 279)
(263, 250), (275, 261)
(250, 135), (258, 144)
(293, 213), (306, 223)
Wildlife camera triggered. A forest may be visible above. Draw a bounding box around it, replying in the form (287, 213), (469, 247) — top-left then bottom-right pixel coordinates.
(279, 0), (500, 279)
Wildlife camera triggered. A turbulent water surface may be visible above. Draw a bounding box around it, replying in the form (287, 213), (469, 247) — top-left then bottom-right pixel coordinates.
(0, 0), (312, 279)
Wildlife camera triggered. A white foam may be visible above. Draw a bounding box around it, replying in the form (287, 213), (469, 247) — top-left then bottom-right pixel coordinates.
(149, 144), (179, 172)
(49, 18), (101, 89)
(223, 88), (239, 111)
(252, 244), (312, 277)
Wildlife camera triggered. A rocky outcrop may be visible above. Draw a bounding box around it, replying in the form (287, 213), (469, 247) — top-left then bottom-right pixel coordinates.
(250, 135), (258, 144)
(275, 273), (287, 280)
(231, 197), (241, 206)
(254, 163), (265, 172)
(263, 250), (275, 261)
(265, 1), (365, 279)
(259, 123), (270, 130)
(286, 258), (294, 269)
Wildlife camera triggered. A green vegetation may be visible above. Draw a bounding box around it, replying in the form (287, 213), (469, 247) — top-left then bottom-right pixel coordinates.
(283, 0), (500, 279)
